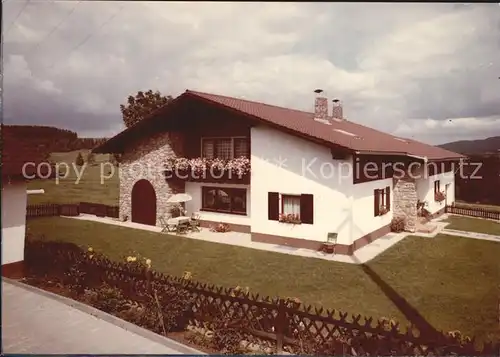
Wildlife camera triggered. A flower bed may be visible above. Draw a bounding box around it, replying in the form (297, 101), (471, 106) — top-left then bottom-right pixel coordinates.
(165, 157), (250, 178)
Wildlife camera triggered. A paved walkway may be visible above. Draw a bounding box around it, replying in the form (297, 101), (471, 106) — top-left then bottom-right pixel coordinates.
(63, 214), (498, 265)
(440, 228), (500, 242)
(2, 280), (204, 354)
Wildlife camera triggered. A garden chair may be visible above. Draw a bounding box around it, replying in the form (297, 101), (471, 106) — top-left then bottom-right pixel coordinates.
(159, 216), (175, 233)
(322, 233), (337, 254)
(176, 221), (189, 234)
(189, 213), (201, 232)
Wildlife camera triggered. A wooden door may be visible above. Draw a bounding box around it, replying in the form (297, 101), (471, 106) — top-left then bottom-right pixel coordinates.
(131, 179), (156, 226)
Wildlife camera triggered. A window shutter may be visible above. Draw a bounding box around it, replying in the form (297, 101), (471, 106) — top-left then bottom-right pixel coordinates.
(385, 186), (391, 211)
(300, 194), (314, 224)
(268, 192), (279, 221)
(374, 189), (380, 216)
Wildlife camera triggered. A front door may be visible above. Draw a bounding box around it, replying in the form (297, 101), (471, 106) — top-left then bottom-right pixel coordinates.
(131, 179), (157, 226)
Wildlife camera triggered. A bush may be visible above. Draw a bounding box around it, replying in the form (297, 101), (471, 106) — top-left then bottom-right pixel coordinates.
(75, 152), (84, 166)
(86, 152), (95, 165)
(390, 216), (406, 232)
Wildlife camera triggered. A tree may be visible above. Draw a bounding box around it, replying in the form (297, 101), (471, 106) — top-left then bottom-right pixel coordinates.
(120, 89), (174, 128)
(86, 152), (95, 165)
(75, 152), (84, 166)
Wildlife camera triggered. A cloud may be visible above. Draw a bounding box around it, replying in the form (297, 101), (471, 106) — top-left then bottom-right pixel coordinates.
(3, 1), (500, 144)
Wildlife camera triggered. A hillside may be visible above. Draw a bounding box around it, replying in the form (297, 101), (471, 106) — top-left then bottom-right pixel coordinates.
(438, 136), (500, 155)
(1, 124), (107, 152)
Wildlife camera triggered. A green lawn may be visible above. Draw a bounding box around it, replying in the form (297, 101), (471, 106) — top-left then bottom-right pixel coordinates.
(444, 216), (500, 236)
(27, 217), (500, 342)
(27, 151), (118, 206)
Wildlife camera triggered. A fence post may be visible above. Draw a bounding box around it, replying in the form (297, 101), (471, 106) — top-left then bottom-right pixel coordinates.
(275, 298), (287, 354)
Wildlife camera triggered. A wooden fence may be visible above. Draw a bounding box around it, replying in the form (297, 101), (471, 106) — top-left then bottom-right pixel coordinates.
(24, 240), (499, 356)
(446, 205), (500, 220)
(26, 202), (119, 219)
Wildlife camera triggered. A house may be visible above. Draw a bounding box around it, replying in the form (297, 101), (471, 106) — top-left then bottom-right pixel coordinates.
(1, 125), (53, 278)
(94, 89), (465, 255)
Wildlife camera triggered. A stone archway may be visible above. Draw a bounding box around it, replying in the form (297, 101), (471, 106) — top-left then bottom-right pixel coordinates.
(131, 179), (156, 226)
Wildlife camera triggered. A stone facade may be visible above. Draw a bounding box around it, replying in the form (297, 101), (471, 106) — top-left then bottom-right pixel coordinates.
(393, 176), (418, 233)
(119, 131), (185, 226)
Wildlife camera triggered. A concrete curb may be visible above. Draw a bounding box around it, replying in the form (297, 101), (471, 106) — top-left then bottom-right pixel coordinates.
(2, 278), (205, 355)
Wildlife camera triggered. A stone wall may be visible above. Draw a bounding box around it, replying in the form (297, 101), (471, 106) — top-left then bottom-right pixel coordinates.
(393, 177), (417, 232)
(119, 131), (185, 226)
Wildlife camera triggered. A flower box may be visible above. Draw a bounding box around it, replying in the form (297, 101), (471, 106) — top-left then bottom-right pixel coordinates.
(434, 191), (446, 202)
(164, 156), (250, 180)
(379, 205), (389, 215)
(279, 213), (301, 224)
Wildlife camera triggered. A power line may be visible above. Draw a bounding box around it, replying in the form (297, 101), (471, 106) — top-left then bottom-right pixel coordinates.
(28, 1), (82, 58)
(45, 4), (125, 71)
(4, 0), (31, 36)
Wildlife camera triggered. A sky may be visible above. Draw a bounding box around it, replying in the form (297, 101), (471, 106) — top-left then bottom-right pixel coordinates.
(3, 1), (500, 145)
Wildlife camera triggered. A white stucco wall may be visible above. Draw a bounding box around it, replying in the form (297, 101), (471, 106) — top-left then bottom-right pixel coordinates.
(416, 170), (455, 215)
(185, 182), (251, 226)
(1, 181), (28, 265)
(351, 178), (394, 238)
(250, 125), (390, 246)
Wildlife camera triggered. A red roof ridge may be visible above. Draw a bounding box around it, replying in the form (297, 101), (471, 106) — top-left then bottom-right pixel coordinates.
(186, 89), (314, 116)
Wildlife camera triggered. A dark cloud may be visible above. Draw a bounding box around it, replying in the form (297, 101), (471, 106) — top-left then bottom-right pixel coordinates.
(3, 1), (500, 143)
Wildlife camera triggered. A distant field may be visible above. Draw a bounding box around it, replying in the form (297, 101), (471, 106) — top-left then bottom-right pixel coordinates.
(49, 150), (111, 165)
(27, 151), (119, 206)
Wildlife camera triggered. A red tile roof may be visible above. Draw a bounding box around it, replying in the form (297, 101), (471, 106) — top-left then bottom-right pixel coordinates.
(186, 90), (465, 161)
(95, 89), (465, 161)
(1, 125), (54, 180)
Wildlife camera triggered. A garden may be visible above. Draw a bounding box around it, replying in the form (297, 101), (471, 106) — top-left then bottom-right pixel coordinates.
(22, 235), (499, 355)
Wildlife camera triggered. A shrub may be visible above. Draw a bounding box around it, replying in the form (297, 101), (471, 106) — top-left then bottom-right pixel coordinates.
(390, 216), (406, 232)
(86, 152), (96, 165)
(81, 283), (128, 314)
(75, 152), (84, 166)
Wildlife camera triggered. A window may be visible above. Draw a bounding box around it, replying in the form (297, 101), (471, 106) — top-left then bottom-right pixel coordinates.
(267, 192), (314, 224)
(434, 180), (440, 194)
(216, 138), (232, 159)
(201, 137), (250, 159)
(282, 195), (301, 217)
(201, 186), (247, 215)
(374, 186), (391, 216)
(234, 138), (249, 158)
(202, 139), (215, 159)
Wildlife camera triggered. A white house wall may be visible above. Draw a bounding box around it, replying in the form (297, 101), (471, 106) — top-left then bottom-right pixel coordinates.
(1, 181), (28, 265)
(185, 182), (251, 226)
(250, 125), (391, 246)
(416, 170), (455, 215)
(352, 178), (393, 239)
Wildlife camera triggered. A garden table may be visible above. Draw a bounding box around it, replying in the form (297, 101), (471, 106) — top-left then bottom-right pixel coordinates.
(167, 216), (190, 225)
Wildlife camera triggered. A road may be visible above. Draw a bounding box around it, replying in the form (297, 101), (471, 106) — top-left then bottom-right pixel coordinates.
(2, 280), (202, 354)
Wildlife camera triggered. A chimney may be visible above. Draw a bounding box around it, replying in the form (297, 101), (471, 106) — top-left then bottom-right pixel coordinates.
(332, 99), (343, 120)
(314, 89), (328, 120)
